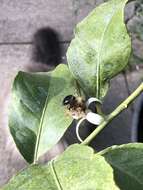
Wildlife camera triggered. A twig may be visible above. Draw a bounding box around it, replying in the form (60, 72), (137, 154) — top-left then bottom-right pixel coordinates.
(123, 71), (134, 112)
(82, 83), (143, 145)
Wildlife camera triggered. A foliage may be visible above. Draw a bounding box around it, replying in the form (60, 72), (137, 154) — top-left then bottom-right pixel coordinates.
(2, 0), (143, 189)
(9, 65), (79, 163)
(2, 145), (119, 190)
(67, 0), (131, 99)
(103, 143), (143, 190)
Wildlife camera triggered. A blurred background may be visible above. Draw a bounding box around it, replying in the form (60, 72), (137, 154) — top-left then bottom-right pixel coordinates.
(0, 0), (142, 187)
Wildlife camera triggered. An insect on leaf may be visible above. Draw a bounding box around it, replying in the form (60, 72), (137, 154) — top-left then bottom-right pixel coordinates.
(9, 64), (79, 163)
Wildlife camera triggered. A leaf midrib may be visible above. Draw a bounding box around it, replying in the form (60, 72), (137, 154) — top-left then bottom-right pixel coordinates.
(96, 5), (121, 98)
(33, 92), (50, 163)
(50, 160), (63, 190)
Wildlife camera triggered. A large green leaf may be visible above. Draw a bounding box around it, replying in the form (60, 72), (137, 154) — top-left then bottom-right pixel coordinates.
(2, 144), (119, 190)
(102, 143), (143, 190)
(9, 64), (79, 163)
(67, 0), (131, 99)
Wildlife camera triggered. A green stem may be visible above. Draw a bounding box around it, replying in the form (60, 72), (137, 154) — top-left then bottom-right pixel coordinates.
(82, 82), (143, 145)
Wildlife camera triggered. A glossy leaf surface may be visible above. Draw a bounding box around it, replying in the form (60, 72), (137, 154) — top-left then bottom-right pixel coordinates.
(9, 64), (78, 163)
(103, 143), (143, 190)
(2, 144), (119, 190)
(67, 0), (131, 99)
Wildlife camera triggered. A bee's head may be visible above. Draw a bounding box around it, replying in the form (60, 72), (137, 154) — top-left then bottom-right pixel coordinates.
(62, 95), (76, 106)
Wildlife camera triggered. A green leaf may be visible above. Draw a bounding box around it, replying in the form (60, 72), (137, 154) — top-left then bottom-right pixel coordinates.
(2, 144), (119, 190)
(9, 64), (79, 164)
(102, 143), (143, 190)
(67, 0), (131, 99)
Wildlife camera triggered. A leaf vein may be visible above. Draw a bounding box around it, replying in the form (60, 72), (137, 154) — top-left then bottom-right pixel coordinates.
(110, 163), (143, 186)
(96, 5), (121, 98)
(50, 160), (63, 190)
(33, 91), (49, 163)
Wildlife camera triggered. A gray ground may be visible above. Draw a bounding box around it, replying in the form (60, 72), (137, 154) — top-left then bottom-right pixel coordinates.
(0, 0), (142, 187)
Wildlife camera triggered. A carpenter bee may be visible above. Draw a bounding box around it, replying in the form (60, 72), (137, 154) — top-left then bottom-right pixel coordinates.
(62, 95), (86, 119)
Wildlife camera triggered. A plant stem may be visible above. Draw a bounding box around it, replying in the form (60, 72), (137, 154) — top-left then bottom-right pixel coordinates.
(82, 83), (143, 145)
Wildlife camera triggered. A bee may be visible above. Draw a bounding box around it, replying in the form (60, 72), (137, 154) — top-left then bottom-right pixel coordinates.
(62, 95), (86, 120)
(63, 95), (104, 142)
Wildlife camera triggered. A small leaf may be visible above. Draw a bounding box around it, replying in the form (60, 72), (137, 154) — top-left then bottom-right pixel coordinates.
(9, 64), (79, 163)
(102, 143), (143, 190)
(2, 144), (119, 190)
(67, 0), (131, 99)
